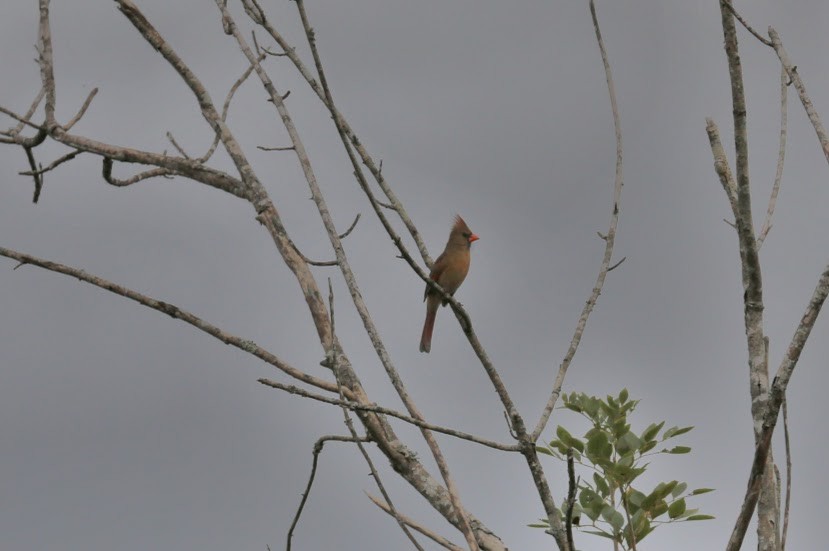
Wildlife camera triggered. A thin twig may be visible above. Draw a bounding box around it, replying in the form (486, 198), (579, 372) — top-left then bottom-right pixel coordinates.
(256, 378), (517, 451)
(367, 494), (464, 551)
(286, 435), (370, 551)
(19, 149), (82, 178)
(166, 132), (191, 159)
(720, 0), (773, 47)
(198, 53), (267, 164)
(769, 28), (829, 167)
(338, 213), (361, 239)
(565, 449), (576, 551)
(757, 66), (788, 248)
(257, 145), (295, 152)
(4, 87), (44, 137)
(102, 158), (174, 187)
(0, 245), (338, 394)
(64, 88), (99, 131)
(781, 398), (791, 550)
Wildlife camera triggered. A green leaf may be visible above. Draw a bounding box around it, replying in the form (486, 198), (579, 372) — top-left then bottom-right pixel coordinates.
(668, 498), (687, 519)
(686, 514), (716, 521)
(651, 500), (669, 519)
(536, 445), (554, 456)
(619, 388), (629, 403)
(627, 489), (646, 508)
(609, 510), (625, 531)
(583, 530), (615, 539)
(593, 473), (609, 497)
(615, 431), (642, 455)
(670, 426), (694, 438)
(641, 421), (665, 442)
(639, 440), (657, 454)
(690, 488), (716, 495)
(671, 482), (688, 497)
(587, 430), (611, 459)
(667, 446), (691, 454)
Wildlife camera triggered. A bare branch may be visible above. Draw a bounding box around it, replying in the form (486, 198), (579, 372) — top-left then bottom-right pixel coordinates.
(102, 158), (174, 187)
(769, 27), (829, 168)
(257, 145), (295, 152)
(166, 132), (192, 159)
(286, 435), (371, 551)
(781, 398), (792, 550)
(338, 212), (361, 239)
(22, 146), (43, 203)
(19, 149), (82, 178)
(0, 105), (46, 133)
(64, 87), (98, 131)
(257, 377), (518, 452)
(757, 66), (788, 248)
(726, 261), (829, 550)
(720, 0), (773, 47)
(37, 0), (57, 127)
(0, 246), (338, 394)
(367, 494), (465, 551)
(531, 0), (626, 448)
(4, 87), (44, 137)
(565, 449), (577, 551)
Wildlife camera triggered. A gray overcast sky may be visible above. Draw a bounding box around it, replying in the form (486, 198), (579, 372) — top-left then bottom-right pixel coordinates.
(2, 1), (828, 550)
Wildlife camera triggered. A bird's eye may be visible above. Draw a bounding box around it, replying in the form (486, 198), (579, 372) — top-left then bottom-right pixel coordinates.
(462, 232), (470, 238)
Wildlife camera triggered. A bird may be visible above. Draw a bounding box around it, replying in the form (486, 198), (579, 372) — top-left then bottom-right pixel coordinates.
(419, 215), (479, 353)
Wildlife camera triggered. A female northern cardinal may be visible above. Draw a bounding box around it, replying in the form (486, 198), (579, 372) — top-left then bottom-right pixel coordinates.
(419, 215), (479, 353)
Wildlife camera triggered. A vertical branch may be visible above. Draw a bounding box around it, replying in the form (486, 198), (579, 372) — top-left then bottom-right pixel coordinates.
(717, 3), (776, 549)
(37, 0), (57, 127)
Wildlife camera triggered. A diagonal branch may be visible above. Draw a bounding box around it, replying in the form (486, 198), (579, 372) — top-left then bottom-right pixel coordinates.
(367, 493), (465, 551)
(0, 246), (338, 394)
(769, 27), (829, 167)
(726, 261), (829, 551)
(757, 67), (788, 248)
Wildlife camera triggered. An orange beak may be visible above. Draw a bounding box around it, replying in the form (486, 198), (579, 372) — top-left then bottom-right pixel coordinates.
(469, 233), (480, 243)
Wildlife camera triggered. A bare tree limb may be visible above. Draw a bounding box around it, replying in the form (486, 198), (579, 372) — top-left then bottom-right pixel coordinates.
(3, 87), (44, 137)
(720, 0), (773, 47)
(367, 494), (465, 551)
(0, 246), (338, 394)
(718, 4), (775, 547)
(257, 377), (518, 452)
(726, 261), (829, 551)
(781, 398), (792, 550)
(769, 27), (829, 167)
(286, 435), (371, 551)
(64, 88), (98, 131)
(757, 66), (788, 248)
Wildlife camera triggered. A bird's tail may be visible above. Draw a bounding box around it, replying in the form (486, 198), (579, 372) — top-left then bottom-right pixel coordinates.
(419, 298), (439, 353)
